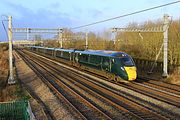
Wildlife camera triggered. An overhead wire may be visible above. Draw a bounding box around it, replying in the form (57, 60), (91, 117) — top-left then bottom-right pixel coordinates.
(71, 0), (180, 29)
(1, 20), (9, 40)
(1, 15), (9, 41)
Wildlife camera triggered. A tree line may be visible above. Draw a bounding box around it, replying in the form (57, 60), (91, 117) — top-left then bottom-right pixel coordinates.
(41, 19), (180, 65)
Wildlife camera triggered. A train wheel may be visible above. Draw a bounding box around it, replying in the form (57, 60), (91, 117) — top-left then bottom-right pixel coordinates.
(107, 73), (114, 81)
(116, 76), (129, 83)
(114, 76), (119, 83)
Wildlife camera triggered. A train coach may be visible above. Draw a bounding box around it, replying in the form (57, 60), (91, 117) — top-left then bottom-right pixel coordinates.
(28, 46), (137, 82)
(74, 50), (137, 81)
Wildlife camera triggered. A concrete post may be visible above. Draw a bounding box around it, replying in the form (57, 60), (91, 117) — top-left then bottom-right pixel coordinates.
(58, 28), (63, 48)
(162, 14), (170, 77)
(114, 32), (116, 45)
(8, 16), (15, 84)
(112, 28), (117, 45)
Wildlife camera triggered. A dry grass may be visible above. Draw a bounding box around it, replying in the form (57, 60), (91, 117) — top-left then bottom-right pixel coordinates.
(165, 68), (180, 85)
(0, 46), (8, 84)
(0, 45), (9, 101)
(0, 44), (29, 102)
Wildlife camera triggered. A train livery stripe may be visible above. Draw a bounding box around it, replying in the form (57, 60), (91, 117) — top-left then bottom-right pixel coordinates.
(124, 67), (137, 81)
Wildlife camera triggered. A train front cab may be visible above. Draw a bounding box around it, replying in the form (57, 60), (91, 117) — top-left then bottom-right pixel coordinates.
(111, 55), (137, 81)
(120, 57), (137, 81)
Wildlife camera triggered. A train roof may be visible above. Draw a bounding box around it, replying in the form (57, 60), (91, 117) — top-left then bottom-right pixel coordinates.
(28, 46), (130, 58)
(75, 50), (129, 58)
(30, 46), (45, 49)
(55, 48), (74, 52)
(45, 47), (55, 50)
(30, 46), (55, 50)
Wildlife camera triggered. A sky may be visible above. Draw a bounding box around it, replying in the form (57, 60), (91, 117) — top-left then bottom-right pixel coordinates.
(0, 0), (180, 41)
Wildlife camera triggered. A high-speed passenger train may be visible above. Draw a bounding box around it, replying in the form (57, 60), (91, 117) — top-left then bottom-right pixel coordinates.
(27, 46), (137, 82)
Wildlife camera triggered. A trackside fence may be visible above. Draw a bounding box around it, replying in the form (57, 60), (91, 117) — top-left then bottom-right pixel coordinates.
(133, 58), (180, 75)
(0, 100), (34, 120)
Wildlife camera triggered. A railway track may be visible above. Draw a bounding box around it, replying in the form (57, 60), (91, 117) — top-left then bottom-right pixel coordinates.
(17, 50), (88, 120)
(81, 71), (180, 107)
(137, 80), (180, 95)
(119, 82), (180, 107)
(137, 78), (180, 94)
(17, 49), (173, 120)
(17, 50), (112, 120)
(24, 51), (153, 119)
(68, 69), (180, 119)
(29, 55), (139, 119)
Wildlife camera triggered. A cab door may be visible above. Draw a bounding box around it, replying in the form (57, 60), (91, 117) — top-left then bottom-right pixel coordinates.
(102, 57), (110, 72)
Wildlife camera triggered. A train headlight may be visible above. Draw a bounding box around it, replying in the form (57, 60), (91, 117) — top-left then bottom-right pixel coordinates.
(121, 67), (125, 71)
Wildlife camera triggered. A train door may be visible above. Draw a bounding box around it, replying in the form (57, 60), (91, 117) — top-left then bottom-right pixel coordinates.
(109, 58), (114, 72)
(102, 57), (110, 72)
(69, 52), (71, 61)
(75, 53), (79, 63)
(54, 50), (56, 57)
(71, 51), (74, 62)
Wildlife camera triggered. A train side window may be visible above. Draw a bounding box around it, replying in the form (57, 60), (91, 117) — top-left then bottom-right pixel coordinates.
(79, 54), (88, 63)
(63, 51), (70, 59)
(103, 58), (109, 66)
(90, 55), (101, 64)
(55, 51), (61, 57)
(47, 49), (53, 55)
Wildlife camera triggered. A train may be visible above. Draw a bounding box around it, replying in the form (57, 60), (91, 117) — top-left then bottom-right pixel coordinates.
(27, 46), (137, 82)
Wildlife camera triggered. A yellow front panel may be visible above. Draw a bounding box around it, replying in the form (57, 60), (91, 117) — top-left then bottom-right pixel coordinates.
(124, 67), (137, 81)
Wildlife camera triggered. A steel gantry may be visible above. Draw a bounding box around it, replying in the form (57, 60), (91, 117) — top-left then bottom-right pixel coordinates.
(12, 27), (89, 49)
(12, 28), (63, 47)
(111, 14), (170, 77)
(6, 17), (63, 85)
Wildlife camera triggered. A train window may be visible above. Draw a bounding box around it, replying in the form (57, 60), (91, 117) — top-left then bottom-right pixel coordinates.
(79, 54), (88, 62)
(103, 58), (109, 66)
(46, 49), (53, 55)
(63, 52), (70, 59)
(89, 55), (101, 64)
(39, 48), (44, 53)
(55, 51), (61, 57)
(121, 57), (134, 66)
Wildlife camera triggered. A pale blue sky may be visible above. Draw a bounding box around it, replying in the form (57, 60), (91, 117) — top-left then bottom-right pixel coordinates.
(0, 0), (180, 41)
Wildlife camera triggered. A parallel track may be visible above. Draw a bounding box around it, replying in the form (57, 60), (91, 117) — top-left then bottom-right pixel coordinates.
(19, 49), (171, 120)
(137, 77), (180, 92)
(17, 50), (112, 120)
(119, 82), (180, 107)
(136, 80), (180, 95)
(17, 51), (88, 120)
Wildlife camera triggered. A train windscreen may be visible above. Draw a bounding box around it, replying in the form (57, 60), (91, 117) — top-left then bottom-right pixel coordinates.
(121, 57), (134, 66)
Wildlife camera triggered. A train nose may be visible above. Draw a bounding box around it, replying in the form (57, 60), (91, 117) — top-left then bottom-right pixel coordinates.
(124, 67), (137, 81)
